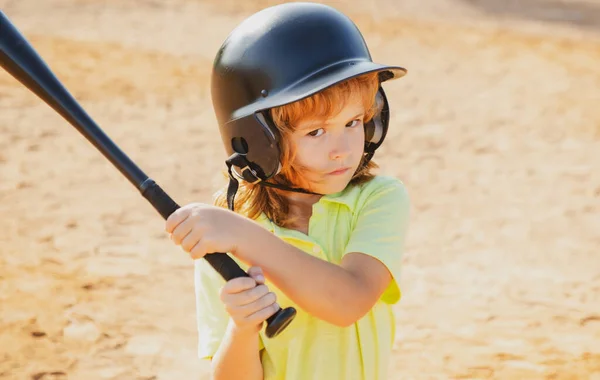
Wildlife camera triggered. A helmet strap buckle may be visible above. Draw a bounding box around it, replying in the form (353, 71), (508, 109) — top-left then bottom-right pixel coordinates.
(225, 152), (263, 212)
(240, 166), (262, 185)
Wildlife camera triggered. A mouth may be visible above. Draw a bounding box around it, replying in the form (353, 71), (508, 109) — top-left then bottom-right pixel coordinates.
(328, 167), (351, 175)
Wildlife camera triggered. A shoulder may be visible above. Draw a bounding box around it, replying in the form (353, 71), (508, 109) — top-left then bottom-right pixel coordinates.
(352, 175), (409, 209)
(358, 175), (408, 194)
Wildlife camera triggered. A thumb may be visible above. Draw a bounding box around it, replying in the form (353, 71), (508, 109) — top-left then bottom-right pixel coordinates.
(247, 266), (265, 284)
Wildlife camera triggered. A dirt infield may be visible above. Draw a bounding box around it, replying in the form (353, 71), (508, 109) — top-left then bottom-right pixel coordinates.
(1, 0), (599, 379)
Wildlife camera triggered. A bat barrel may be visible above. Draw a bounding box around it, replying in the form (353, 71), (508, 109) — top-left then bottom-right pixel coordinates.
(0, 10), (148, 189)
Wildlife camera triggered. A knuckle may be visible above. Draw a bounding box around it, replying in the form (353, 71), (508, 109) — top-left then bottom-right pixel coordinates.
(190, 242), (202, 255)
(190, 252), (204, 260)
(259, 292), (275, 308)
(261, 305), (277, 320)
(171, 209), (184, 221)
(241, 277), (257, 290)
(241, 290), (255, 304)
(226, 278), (250, 294)
(269, 304), (279, 317)
(180, 234), (190, 249)
(174, 237), (183, 248)
(253, 284), (269, 297)
(250, 306), (266, 322)
(267, 292), (277, 305)
(225, 278), (239, 289)
(221, 282), (236, 296)
(165, 217), (176, 232)
(258, 297), (270, 310)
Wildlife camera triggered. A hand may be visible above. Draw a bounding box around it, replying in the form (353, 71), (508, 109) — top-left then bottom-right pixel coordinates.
(165, 203), (241, 259)
(220, 267), (279, 334)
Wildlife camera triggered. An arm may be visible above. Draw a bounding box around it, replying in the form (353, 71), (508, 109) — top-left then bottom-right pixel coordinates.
(211, 320), (263, 380)
(192, 261), (272, 380)
(232, 220), (389, 327)
(232, 181), (409, 327)
(166, 179), (408, 327)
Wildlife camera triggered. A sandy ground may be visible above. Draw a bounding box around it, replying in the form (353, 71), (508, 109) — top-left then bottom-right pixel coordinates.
(1, 0), (599, 379)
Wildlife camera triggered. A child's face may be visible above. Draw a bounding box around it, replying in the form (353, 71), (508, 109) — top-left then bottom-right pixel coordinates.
(289, 92), (366, 194)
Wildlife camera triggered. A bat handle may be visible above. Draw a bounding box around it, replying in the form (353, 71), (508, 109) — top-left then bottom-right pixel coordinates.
(139, 178), (296, 338)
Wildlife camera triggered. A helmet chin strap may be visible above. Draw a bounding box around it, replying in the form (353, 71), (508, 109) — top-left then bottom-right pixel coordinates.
(257, 181), (322, 196)
(224, 148), (377, 212)
(224, 153), (321, 212)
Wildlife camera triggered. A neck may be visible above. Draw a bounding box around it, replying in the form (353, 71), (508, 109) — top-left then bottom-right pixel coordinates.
(285, 192), (322, 209)
(283, 192), (322, 234)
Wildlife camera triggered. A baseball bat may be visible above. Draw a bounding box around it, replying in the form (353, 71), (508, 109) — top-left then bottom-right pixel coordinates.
(0, 10), (295, 338)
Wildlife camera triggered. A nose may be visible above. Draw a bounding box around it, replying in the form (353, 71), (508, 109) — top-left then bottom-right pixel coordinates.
(329, 134), (351, 161)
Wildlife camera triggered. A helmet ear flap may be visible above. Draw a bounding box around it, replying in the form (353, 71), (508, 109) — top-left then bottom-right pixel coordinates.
(254, 111), (283, 176)
(226, 111), (282, 183)
(364, 86), (390, 153)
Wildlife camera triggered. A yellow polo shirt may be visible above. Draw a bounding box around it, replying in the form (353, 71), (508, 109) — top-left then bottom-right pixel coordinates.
(194, 175), (410, 380)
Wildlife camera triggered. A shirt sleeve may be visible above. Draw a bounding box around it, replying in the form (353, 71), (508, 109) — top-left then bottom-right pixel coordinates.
(194, 258), (229, 360)
(343, 177), (410, 304)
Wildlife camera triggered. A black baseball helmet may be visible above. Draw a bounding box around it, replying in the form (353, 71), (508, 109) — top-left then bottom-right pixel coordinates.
(211, 2), (407, 185)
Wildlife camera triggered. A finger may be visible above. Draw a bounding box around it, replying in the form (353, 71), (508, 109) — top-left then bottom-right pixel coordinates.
(181, 228), (202, 252)
(223, 284), (269, 307)
(247, 266), (265, 284)
(220, 278), (263, 302)
(189, 240), (207, 260)
(243, 303), (279, 326)
(171, 219), (194, 246)
(165, 208), (190, 233)
(229, 291), (277, 318)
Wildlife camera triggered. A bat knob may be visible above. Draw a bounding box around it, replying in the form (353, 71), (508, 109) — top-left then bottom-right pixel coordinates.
(265, 306), (296, 338)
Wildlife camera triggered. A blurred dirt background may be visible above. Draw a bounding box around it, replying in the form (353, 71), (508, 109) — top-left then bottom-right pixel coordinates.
(1, 0), (599, 379)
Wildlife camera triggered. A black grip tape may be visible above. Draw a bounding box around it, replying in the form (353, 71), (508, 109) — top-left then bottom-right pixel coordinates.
(204, 253), (249, 280)
(140, 179), (249, 281)
(140, 179), (180, 220)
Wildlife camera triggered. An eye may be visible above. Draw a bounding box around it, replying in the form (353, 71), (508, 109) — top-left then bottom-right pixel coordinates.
(307, 128), (325, 137)
(346, 119), (362, 128)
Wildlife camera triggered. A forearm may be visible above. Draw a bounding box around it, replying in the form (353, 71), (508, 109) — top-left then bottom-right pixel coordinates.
(211, 320), (263, 380)
(234, 220), (369, 326)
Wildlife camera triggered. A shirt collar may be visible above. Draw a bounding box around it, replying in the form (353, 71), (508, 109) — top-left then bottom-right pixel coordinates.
(254, 182), (360, 234)
(318, 182), (360, 209)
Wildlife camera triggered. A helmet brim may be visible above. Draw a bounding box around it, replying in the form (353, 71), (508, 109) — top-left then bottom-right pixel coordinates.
(232, 61), (407, 120)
